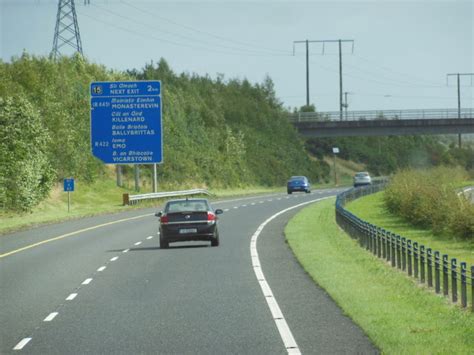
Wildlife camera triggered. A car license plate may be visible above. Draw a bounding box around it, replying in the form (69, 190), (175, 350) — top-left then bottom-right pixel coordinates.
(179, 228), (197, 234)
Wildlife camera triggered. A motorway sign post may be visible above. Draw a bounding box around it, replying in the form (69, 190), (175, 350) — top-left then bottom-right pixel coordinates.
(63, 178), (74, 212)
(332, 147), (339, 186)
(90, 81), (162, 165)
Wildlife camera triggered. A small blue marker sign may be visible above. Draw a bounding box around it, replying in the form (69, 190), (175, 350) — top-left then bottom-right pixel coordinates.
(64, 178), (75, 192)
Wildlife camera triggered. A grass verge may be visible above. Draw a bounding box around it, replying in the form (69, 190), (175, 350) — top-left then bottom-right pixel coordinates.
(345, 191), (474, 266)
(286, 198), (473, 354)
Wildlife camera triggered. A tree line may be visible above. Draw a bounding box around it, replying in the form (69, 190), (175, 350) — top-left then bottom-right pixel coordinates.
(1, 54), (472, 212)
(0, 54), (325, 211)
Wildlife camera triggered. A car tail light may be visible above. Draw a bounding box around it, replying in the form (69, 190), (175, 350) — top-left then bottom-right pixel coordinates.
(207, 212), (216, 224)
(160, 214), (169, 224)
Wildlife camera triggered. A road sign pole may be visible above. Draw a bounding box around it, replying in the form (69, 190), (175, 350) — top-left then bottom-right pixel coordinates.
(68, 191), (70, 213)
(152, 163), (158, 193)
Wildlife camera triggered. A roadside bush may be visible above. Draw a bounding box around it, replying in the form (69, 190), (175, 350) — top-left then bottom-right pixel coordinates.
(0, 96), (55, 211)
(384, 167), (473, 239)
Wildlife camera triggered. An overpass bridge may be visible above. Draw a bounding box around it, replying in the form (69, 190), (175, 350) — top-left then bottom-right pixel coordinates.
(290, 108), (474, 138)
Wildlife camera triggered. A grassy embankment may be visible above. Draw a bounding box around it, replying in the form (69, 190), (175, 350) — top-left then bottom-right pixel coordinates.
(346, 190), (474, 265)
(323, 156), (366, 186)
(286, 198), (473, 354)
(0, 177), (279, 235)
(0, 156), (359, 235)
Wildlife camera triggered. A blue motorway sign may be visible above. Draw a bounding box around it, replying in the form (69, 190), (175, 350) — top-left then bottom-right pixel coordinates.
(90, 81), (162, 164)
(64, 178), (74, 192)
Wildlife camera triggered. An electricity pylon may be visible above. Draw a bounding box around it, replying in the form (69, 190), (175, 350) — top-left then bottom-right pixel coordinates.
(51, 0), (83, 59)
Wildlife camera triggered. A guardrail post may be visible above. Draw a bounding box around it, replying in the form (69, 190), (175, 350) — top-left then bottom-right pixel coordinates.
(401, 237), (406, 271)
(407, 240), (412, 276)
(122, 193), (130, 206)
(396, 235), (402, 269)
(420, 245), (425, 283)
(443, 255), (449, 296)
(357, 219), (364, 247)
(391, 233), (396, 268)
(451, 258), (458, 303)
(381, 228), (386, 259)
(365, 223), (370, 251)
(413, 242), (419, 278)
(372, 225), (377, 256)
(434, 251), (440, 294)
(471, 266), (474, 312)
(427, 248), (433, 288)
(460, 262), (467, 308)
(377, 228), (382, 258)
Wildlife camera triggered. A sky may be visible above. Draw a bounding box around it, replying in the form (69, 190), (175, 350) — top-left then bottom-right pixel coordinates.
(1, 0), (473, 112)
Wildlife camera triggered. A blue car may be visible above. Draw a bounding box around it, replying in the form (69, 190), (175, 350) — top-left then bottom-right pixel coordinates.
(287, 176), (311, 194)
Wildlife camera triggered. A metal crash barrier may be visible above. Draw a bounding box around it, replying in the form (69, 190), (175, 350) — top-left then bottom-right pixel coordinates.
(123, 189), (211, 206)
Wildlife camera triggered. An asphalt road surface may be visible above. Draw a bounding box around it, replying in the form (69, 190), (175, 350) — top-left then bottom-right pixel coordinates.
(1, 189), (378, 354)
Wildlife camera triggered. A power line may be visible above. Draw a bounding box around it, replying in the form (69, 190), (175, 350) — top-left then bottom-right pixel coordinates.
(353, 54), (443, 87)
(121, 1), (290, 56)
(89, 2), (291, 57)
(293, 39), (354, 119)
(77, 10), (288, 58)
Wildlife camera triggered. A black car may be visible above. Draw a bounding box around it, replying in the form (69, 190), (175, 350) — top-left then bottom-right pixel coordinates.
(287, 176), (311, 194)
(156, 198), (223, 248)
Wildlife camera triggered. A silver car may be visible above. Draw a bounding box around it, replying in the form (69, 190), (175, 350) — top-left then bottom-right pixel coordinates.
(353, 172), (372, 187)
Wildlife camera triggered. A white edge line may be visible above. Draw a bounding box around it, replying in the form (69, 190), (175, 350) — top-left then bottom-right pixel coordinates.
(458, 186), (474, 196)
(251, 196), (332, 354)
(43, 312), (58, 322)
(13, 337), (32, 350)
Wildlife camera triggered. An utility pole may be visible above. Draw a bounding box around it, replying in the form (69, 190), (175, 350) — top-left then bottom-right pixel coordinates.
(51, 0), (83, 58)
(339, 40), (343, 120)
(343, 91), (352, 120)
(446, 73), (474, 148)
(293, 40), (311, 107)
(294, 39), (354, 119)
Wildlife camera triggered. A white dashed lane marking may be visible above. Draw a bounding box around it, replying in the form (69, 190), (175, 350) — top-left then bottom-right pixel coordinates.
(43, 312), (58, 322)
(134, 242), (142, 246)
(122, 249), (130, 253)
(66, 293), (77, 301)
(147, 236), (153, 240)
(82, 278), (93, 285)
(97, 266), (106, 272)
(110, 256), (119, 262)
(13, 338), (32, 350)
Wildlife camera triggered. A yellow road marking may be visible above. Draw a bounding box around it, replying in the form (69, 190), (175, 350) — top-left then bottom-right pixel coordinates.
(0, 213), (154, 259)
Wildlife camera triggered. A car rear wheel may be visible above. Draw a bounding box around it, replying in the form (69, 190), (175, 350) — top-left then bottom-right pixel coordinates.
(211, 232), (220, 247)
(160, 237), (169, 249)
